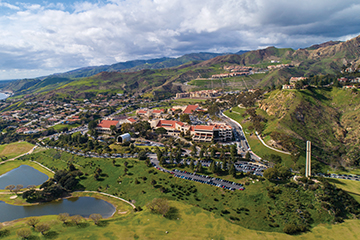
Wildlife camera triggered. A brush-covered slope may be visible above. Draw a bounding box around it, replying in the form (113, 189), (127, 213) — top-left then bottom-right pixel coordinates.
(258, 88), (360, 167)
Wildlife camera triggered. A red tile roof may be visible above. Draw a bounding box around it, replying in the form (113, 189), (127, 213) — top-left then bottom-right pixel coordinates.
(194, 125), (214, 131)
(127, 118), (136, 123)
(156, 120), (184, 129)
(152, 109), (164, 114)
(183, 105), (199, 114)
(97, 120), (119, 129)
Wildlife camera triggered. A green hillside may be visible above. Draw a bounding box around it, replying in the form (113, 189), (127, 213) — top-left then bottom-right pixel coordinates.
(258, 87), (360, 167)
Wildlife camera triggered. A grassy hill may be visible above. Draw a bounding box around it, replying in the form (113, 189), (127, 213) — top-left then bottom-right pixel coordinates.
(257, 87), (360, 167)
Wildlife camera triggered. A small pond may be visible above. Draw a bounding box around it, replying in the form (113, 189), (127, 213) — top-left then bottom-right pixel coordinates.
(0, 197), (116, 222)
(0, 165), (49, 189)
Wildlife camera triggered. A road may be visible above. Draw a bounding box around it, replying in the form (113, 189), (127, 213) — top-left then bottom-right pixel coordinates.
(219, 112), (261, 161)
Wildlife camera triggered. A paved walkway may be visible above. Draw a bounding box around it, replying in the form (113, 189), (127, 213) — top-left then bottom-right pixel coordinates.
(0, 145), (37, 165)
(255, 131), (291, 155)
(78, 191), (136, 209)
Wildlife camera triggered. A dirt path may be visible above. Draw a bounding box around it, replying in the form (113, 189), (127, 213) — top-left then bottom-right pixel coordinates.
(0, 145), (37, 165)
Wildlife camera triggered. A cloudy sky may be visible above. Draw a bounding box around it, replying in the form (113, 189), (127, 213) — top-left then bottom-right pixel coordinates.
(0, 0), (359, 80)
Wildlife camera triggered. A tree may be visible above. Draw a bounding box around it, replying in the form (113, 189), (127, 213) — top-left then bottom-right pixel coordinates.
(89, 213), (102, 225)
(190, 145), (197, 157)
(17, 228), (31, 239)
(138, 150), (147, 160)
(110, 125), (117, 135)
(57, 213), (69, 224)
(189, 159), (195, 171)
(211, 147), (216, 158)
(71, 215), (83, 225)
(155, 127), (167, 135)
(229, 163), (236, 177)
(26, 218), (40, 228)
(196, 161), (203, 173)
(230, 145), (237, 158)
(88, 120), (97, 131)
(5, 185), (15, 192)
(35, 223), (50, 235)
(210, 160), (216, 173)
(180, 114), (191, 124)
(146, 198), (170, 217)
(263, 168), (279, 181)
(245, 151), (251, 161)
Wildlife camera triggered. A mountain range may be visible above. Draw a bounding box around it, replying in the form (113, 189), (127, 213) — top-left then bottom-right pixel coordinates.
(2, 35), (360, 99)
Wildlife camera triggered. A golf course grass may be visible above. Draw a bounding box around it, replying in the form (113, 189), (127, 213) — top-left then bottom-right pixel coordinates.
(0, 142), (34, 160)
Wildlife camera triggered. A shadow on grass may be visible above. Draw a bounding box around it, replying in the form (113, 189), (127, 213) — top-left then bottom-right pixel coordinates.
(327, 178), (345, 185)
(77, 222), (90, 228)
(96, 220), (109, 227)
(165, 207), (180, 220)
(44, 231), (59, 239)
(28, 236), (40, 240)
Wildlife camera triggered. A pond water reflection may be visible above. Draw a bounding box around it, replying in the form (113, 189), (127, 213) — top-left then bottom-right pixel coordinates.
(0, 165), (49, 189)
(0, 197), (116, 222)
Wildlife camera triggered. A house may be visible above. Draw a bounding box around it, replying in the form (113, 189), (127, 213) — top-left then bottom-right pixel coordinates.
(289, 77), (307, 85)
(96, 120), (121, 134)
(282, 84), (294, 90)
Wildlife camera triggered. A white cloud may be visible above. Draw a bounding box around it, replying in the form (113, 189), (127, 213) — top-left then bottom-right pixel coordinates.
(0, 0), (360, 79)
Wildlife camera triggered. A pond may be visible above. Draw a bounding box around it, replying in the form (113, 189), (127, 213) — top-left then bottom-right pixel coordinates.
(0, 165), (49, 189)
(0, 197), (116, 222)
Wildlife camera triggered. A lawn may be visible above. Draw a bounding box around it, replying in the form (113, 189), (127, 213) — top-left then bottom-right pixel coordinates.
(0, 200), (360, 240)
(52, 123), (81, 131)
(18, 149), (336, 233)
(327, 178), (360, 203)
(0, 142), (34, 159)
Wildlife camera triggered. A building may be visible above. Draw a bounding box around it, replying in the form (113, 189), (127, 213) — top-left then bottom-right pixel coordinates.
(150, 120), (185, 136)
(282, 84), (294, 90)
(117, 133), (131, 143)
(289, 77), (307, 85)
(151, 119), (232, 142)
(96, 120), (121, 134)
(191, 124), (232, 142)
(183, 105), (200, 114)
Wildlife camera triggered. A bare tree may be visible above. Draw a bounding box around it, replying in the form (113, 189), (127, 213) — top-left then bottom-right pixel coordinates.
(5, 185), (15, 192)
(13, 184), (24, 194)
(17, 228), (32, 239)
(146, 198), (170, 217)
(35, 223), (50, 235)
(57, 213), (70, 224)
(89, 214), (102, 225)
(26, 218), (40, 228)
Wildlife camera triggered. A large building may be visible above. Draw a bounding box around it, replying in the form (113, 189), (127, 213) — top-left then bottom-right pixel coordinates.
(96, 120), (121, 134)
(151, 119), (232, 142)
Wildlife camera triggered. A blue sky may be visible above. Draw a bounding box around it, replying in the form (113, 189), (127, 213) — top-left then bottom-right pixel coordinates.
(0, 0), (360, 80)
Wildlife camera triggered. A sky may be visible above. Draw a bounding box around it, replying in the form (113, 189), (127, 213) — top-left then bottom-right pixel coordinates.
(0, 0), (360, 80)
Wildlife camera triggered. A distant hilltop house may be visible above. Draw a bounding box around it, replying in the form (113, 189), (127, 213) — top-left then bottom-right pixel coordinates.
(267, 63), (294, 70)
(175, 90), (221, 99)
(150, 119), (232, 142)
(223, 65), (252, 72)
(211, 72), (249, 79)
(289, 77), (307, 85)
(343, 85), (360, 89)
(337, 77), (360, 83)
(282, 77), (307, 89)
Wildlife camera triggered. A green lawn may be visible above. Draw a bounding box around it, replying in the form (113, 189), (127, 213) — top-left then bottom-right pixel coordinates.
(17, 149), (336, 233)
(0, 142), (34, 159)
(52, 123), (81, 131)
(327, 178), (360, 203)
(0, 200), (360, 240)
